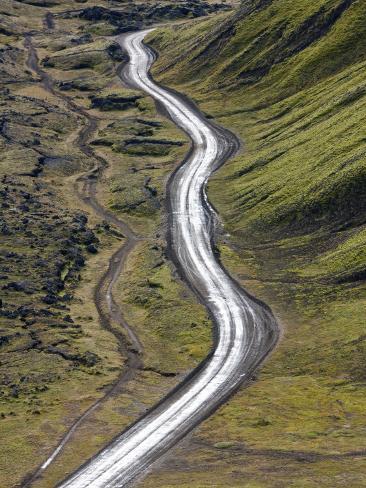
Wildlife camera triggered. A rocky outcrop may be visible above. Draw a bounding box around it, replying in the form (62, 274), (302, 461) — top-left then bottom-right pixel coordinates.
(59, 2), (232, 33)
(89, 93), (142, 111)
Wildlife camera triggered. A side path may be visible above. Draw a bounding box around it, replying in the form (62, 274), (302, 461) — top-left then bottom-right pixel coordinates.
(22, 25), (144, 488)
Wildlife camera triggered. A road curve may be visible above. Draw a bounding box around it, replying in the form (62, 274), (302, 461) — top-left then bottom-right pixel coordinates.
(59, 29), (279, 488)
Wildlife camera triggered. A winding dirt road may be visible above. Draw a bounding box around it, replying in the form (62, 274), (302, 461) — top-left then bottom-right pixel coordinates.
(58, 30), (279, 488)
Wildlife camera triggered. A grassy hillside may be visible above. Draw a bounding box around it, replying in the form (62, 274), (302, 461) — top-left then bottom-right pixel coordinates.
(143, 1), (366, 486)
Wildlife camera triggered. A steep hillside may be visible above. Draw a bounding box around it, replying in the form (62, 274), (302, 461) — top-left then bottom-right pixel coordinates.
(143, 1), (366, 486)
(152, 0), (366, 240)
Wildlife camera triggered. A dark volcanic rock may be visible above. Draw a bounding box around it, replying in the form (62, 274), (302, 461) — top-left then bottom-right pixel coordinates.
(46, 345), (100, 366)
(89, 94), (142, 111)
(107, 42), (127, 62)
(0, 335), (12, 347)
(5, 281), (35, 294)
(60, 2), (231, 33)
(43, 278), (64, 294)
(86, 244), (98, 254)
(42, 294), (58, 305)
(70, 33), (92, 46)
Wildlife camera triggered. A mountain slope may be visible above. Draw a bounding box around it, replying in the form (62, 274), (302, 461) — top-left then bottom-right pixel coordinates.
(142, 1), (366, 486)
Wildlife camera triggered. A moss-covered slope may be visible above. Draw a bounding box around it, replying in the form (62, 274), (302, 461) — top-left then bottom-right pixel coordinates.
(143, 1), (366, 486)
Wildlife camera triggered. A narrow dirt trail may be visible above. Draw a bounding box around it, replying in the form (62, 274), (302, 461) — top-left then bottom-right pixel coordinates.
(22, 29), (144, 488)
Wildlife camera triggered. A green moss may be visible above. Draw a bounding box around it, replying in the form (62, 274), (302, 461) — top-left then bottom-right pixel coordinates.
(138, 2), (366, 486)
(117, 242), (212, 372)
(214, 441), (238, 449)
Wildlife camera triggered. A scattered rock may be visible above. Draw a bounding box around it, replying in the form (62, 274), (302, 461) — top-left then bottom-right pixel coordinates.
(42, 294), (58, 305)
(86, 243), (98, 254)
(4, 281), (35, 294)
